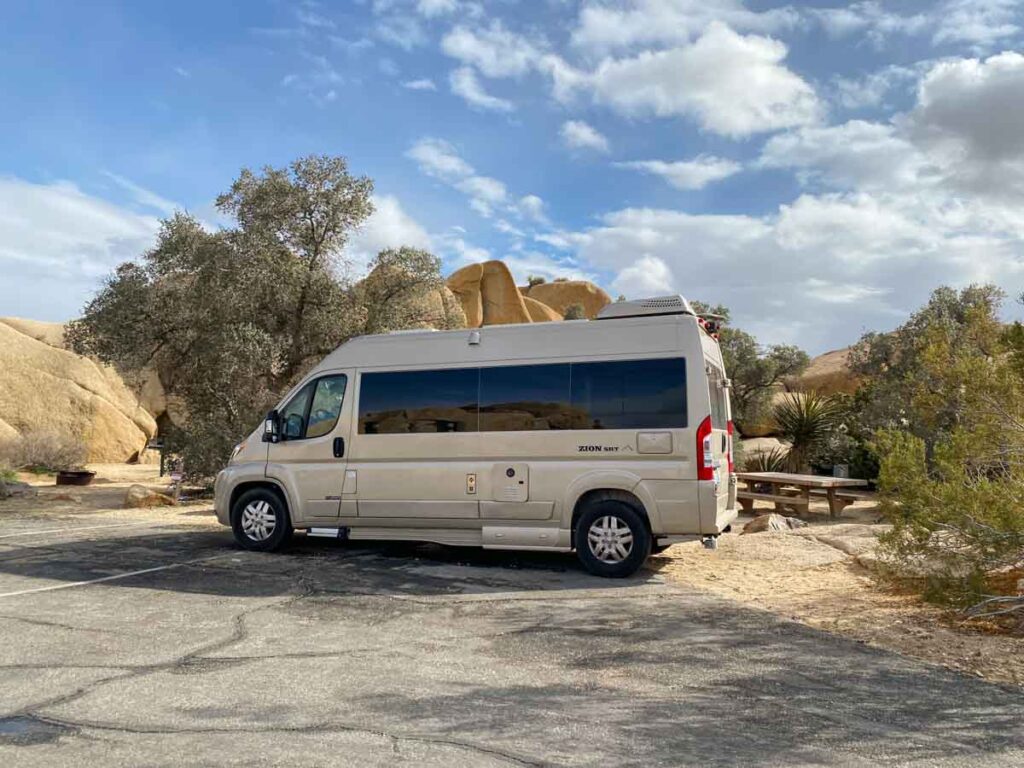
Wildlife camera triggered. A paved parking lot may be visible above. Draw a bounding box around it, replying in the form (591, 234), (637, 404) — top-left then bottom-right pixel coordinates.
(1, 511), (1023, 767)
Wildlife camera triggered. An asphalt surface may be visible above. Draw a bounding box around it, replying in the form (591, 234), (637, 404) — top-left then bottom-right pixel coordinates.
(0, 512), (1022, 767)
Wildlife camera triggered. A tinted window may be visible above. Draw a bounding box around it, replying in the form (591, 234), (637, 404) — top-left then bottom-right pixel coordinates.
(280, 375), (347, 440)
(359, 368), (479, 434)
(570, 358), (686, 430)
(479, 364), (574, 431)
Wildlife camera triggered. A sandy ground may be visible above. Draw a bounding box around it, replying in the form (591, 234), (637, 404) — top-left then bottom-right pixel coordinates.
(6, 465), (1023, 689)
(655, 502), (1024, 688)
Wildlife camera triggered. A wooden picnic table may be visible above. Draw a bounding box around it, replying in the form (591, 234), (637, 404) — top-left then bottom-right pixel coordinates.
(735, 472), (869, 518)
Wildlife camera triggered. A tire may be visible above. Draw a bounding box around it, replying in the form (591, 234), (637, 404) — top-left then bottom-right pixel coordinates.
(231, 488), (293, 552)
(574, 500), (651, 578)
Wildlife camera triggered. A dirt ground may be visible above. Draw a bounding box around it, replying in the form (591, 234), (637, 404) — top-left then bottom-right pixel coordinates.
(655, 501), (1024, 689)
(7, 465), (1024, 690)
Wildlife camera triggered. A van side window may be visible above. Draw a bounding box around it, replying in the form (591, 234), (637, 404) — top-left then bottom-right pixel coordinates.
(359, 368), (479, 434)
(570, 358), (687, 430)
(479, 364), (573, 431)
(707, 367), (729, 430)
(280, 375), (347, 440)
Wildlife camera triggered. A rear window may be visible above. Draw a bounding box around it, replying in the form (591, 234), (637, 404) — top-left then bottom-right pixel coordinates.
(707, 366), (729, 429)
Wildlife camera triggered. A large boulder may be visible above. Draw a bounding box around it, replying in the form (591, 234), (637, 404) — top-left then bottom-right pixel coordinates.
(447, 261), (534, 326)
(124, 484), (176, 508)
(522, 295), (563, 323)
(0, 319), (157, 463)
(523, 280), (612, 319)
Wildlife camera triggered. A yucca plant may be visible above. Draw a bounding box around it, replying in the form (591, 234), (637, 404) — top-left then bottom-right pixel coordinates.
(773, 391), (843, 473)
(743, 445), (790, 473)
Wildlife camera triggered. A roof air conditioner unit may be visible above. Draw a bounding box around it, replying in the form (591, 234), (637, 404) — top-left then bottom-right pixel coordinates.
(595, 295), (696, 320)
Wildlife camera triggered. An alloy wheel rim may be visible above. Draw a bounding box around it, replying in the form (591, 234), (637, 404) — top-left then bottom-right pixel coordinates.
(241, 500), (276, 541)
(587, 515), (634, 563)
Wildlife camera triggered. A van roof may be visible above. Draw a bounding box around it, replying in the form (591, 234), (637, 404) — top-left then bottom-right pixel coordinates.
(312, 309), (706, 374)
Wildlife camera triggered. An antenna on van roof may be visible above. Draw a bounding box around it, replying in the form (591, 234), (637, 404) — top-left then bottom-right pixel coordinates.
(594, 295), (696, 321)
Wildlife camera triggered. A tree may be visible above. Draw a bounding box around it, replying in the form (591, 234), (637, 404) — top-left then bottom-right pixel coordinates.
(355, 247), (465, 335)
(69, 155), (458, 480)
(850, 284), (1005, 454)
(689, 301), (810, 432)
(526, 274), (546, 287)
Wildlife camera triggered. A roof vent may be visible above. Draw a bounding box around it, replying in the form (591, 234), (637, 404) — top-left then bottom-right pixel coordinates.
(595, 294), (696, 320)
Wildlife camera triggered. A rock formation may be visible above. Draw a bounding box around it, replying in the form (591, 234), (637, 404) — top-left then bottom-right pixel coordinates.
(447, 262), (609, 327)
(522, 280), (612, 319)
(0, 319), (157, 463)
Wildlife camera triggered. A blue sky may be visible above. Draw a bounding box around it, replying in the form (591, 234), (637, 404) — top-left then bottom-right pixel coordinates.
(3, 0), (1024, 353)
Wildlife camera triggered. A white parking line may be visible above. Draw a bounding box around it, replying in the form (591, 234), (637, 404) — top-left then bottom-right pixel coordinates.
(0, 521), (169, 540)
(0, 555), (227, 600)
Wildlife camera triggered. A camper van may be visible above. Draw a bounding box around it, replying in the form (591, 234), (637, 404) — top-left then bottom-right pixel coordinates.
(214, 295), (737, 577)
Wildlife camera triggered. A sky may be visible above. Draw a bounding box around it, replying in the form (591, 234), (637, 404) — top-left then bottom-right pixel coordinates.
(3, 0), (1024, 354)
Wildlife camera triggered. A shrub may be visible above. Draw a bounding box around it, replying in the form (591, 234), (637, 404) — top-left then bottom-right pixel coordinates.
(772, 391), (842, 473)
(0, 430), (88, 473)
(526, 274), (546, 287)
(743, 445), (789, 472)
(874, 428), (1024, 623)
(553, 277), (569, 283)
(563, 303), (586, 320)
(0, 460), (16, 484)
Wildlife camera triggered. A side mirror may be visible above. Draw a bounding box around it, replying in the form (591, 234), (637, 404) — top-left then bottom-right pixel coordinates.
(262, 410), (280, 443)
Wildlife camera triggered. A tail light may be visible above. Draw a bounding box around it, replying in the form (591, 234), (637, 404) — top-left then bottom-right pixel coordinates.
(727, 420), (735, 473)
(696, 415), (714, 481)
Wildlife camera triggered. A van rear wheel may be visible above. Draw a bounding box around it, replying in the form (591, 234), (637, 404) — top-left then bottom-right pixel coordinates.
(575, 501), (651, 578)
(231, 488), (293, 552)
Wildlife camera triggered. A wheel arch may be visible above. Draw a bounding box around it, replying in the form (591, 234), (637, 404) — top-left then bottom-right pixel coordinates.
(229, 481), (292, 523)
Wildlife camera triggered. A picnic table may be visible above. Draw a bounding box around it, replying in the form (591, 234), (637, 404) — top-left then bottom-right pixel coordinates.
(736, 472), (869, 518)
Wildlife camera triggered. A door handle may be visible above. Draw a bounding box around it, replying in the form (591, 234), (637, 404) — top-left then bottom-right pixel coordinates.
(333, 437), (345, 458)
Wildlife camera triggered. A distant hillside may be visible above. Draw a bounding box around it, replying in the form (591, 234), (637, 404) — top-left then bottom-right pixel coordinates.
(797, 347), (859, 395)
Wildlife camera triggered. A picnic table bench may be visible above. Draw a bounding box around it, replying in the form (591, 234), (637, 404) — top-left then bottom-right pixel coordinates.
(736, 472), (869, 518)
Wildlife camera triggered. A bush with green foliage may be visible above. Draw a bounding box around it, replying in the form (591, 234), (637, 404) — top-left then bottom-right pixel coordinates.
(526, 275), (546, 287)
(743, 445), (789, 473)
(563, 303), (586, 320)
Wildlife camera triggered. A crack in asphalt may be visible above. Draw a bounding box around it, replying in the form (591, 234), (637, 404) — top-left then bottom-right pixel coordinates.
(25, 712), (546, 767)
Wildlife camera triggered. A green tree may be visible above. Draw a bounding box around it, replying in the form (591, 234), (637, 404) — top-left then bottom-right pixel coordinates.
(690, 301), (810, 433)
(69, 155), (458, 480)
(850, 284), (1005, 454)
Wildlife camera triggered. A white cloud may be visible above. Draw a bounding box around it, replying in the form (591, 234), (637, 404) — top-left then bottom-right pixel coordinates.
(102, 171), (181, 216)
(374, 14), (426, 50)
(406, 137), (475, 179)
(615, 156), (741, 190)
(832, 65), (919, 110)
(611, 255), (676, 297)
(570, 0), (800, 54)
(809, 0), (1020, 50)
(406, 137), (510, 217)
(560, 120), (610, 152)
(0, 177), (160, 320)
(441, 21), (542, 78)
(567, 22), (821, 138)
(515, 194), (546, 223)
(346, 194), (433, 270)
(402, 78), (437, 90)
(449, 67), (514, 112)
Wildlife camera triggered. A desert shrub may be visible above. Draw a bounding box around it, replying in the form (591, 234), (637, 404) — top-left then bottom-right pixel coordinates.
(772, 391), (842, 473)
(874, 428), (1024, 622)
(0, 460), (16, 483)
(553, 277), (569, 283)
(563, 303), (586, 320)
(809, 393), (879, 480)
(526, 274), (546, 287)
(743, 445), (789, 472)
(0, 430), (88, 473)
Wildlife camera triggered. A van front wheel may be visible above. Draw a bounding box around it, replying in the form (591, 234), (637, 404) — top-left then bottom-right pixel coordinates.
(231, 488), (293, 552)
(575, 501), (651, 578)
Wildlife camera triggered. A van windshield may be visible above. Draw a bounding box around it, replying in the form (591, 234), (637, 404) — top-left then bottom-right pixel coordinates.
(707, 365), (730, 430)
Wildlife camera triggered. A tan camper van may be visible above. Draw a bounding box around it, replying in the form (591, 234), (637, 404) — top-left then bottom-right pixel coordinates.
(214, 295), (737, 577)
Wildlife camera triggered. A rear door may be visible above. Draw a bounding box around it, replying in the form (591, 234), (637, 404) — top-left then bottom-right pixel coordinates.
(705, 362), (735, 514)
